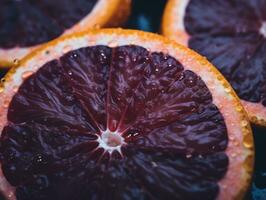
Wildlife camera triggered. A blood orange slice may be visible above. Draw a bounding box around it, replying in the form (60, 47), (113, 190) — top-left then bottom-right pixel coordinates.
(0, 0), (131, 68)
(0, 29), (253, 200)
(162, 0), (266, 126)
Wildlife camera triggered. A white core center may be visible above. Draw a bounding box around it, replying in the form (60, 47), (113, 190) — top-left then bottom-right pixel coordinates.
(260, 22), (266, 38)
(97, 130), (125, 154)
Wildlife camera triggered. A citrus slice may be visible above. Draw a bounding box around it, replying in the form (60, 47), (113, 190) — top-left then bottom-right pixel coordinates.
(162, 0), (266, 126)
(0, 29), (253, 200)
(0, 0), (131, 68)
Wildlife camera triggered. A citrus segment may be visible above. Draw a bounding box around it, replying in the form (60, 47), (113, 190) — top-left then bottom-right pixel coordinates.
(0, 0), (131, 68)
(162, 0), (266, 126)
(0, 29), (253, 200)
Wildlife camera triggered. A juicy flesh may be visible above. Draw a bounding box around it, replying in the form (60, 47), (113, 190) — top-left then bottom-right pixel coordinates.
(0, 0), (97, 48)
(0, 45), (228, 200)
(185, 0), (266, 106)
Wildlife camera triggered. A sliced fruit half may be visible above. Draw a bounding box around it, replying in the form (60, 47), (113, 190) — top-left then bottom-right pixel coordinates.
(0, 0), (131, 68)
(162, 0), (266, 126)
(0, 29), (253, 200)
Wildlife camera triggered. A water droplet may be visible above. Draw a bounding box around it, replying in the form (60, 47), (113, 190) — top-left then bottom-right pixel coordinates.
(155, 68), (159, 72)
(199, 59), (208, 65)
(225, 88), (231, 93)
(68, 71), (73, 76)
(8, 192), (14, 198)
(241, 120), (248, 127)
(229, 136), (235, 141)
(93, 24), (100, 29)
(178, 73), (184, 81)
(100, 52), (107, 60)
(3, 100), (9, 108)
(13, 59), (19, 65)
(72, 53), (78, 58)
(108, 41), (117, 48)
(10, 165), (16, 171)
(63, 45), (72, 54)
(217, 75), (223, 81)
(233, 141), (239, 146)
(185, 75), (197, 87)
(133, 132), (139, 136)
(13, 86), (19, 93)
(186, 154), (192, 158)
(151, 161), (158, 167)
(22, 71), (34, 80)
(236, 106), (242, 112)
(243, 140), (253, 148)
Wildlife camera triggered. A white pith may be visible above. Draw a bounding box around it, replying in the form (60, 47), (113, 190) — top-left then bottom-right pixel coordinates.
(260, 22), (266, 38)
(97, 129), (125, 155)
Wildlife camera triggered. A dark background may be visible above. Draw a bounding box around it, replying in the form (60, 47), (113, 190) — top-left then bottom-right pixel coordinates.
(124, 0), (266, 199)
(0, 0), (265, 199)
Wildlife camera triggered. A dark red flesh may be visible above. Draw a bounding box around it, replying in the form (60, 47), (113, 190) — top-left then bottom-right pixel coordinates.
(0, 0), (97, 48)
(185, 0), (266, 106)
(0, 45), (228, 200)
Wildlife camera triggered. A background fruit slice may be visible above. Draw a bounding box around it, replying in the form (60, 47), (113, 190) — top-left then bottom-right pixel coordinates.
(162, 0), (266, 127)
(0, 29), (253, 200)
(0, 0), (131, 69)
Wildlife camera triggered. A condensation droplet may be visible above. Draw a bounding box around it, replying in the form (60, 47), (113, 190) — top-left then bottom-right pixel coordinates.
(13, 59), (19, 65)
(155, 68), (159, 72)
(186, 154), (192, 158)
(236, 105), (242, 112)
(68, 71), (73, 76)
(199, 59), (208, 65)
(93, 24), (100, 29)
(151, 161), (158, 167)
(225, 88), (231, 93)
(72, 53), (78, 58)
(244, 140), (253, 148)
(13, 86), (19, 93)
(233, 141), (239, 146)
(22, 71), (34, 80)
(108, 41), (117, 48)
(229, 136), (235, 141)
(3, 100), (9, 108)
(1, 78), (6, 83)
(63, 45), (72, 54)
(100, 52), (107, 60)
(217, 75), (223, 81)
(241, 120), (248, 127)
